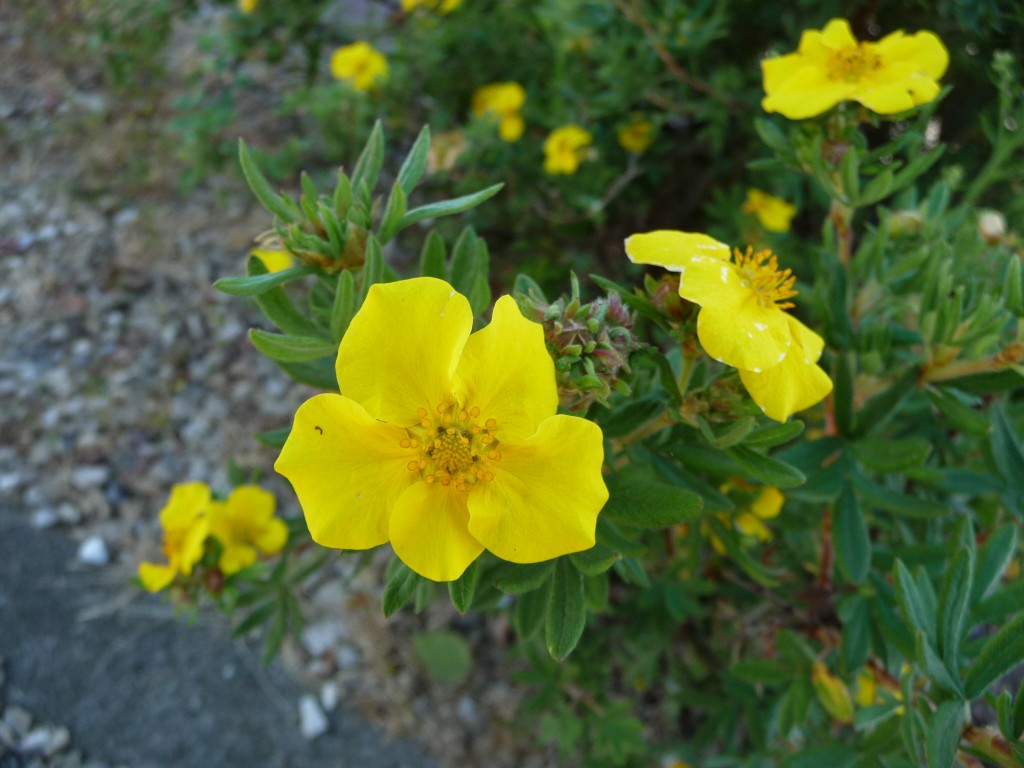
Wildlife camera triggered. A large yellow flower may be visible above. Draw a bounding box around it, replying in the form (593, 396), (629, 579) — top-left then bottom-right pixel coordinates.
(471, 82), (526, 143)
(543, 125), (593, 175)
(762, 19), (948, 119)
(209, 486), (289, 575)
(275, 278), (608, 582)
(330, 42), (388, 92)
(625, 230), (832, 421)
(138, 482), (211, 593)
(743, 189), (797, 233)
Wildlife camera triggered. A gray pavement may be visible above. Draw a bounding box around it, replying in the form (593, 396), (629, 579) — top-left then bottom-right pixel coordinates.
(0, 507), (439, 768)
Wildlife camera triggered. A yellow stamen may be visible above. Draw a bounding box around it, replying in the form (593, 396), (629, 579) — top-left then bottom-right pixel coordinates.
(826, 42), (882, 82)
(733, 246), (797, 309)
(402, 400), (502, 492)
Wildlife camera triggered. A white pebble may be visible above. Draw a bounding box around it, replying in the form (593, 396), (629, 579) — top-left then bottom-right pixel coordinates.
(298, 694), (328, 739)
(319, 681), (339, 712)
(77, 535), (109, 565)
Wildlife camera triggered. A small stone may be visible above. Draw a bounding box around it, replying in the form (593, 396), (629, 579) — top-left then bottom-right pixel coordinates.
(0, 473), (20, 492)
(77, 536), (109, 565)
(71, 466), (109, 490)
(455, 695), (479, 726)
(57, 503), (81, 525)
(30, 508), (59, 529)
(298, 695), (328, 740)
(220, 663), (236, 680)
(301, 620), (345, 657)
(20, 726), (60, 754)
(3, 705), (32, 736)
(335, 645), (359, 670)
(319, 681), (339, 713)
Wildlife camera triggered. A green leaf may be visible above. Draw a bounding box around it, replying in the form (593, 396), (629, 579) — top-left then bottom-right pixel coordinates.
(378, 182), (408, 243)
(893, 559), (936, 642)
(964, 612), (1024, 698)
(595, 517), (647, 557)
(254, 427), (290, 449)
(232, 600), (275, 637)
(834, 481), (871, 584)
(492, 560), (555, 594)
(246, 257), (322, 337)
(582, 572), (609, 612)
(780, 746), (859, 768)
(726, 446), (806, 488)
(358, 235), (384, 305)
(972, 525), (1017, 602)
(974, 580), (1024, 624)
(396, 125), (431, 195)
(839, 596), (871, 671)
(854, 437), (932, 473)
(698, 414), (756, 449)
(1013, 674), (1024, 740)
(916, 630), (964, 697)
(731, 658), (792, 685)
(853, 470), (948, 519)
(925, 700), (964, 768)
(329, 269), (356, 343)
(238, 139), (297, 222)
(447, 227), (478, 295)
(419, 230), (447, 279)
(990, 403), (1024, 492)
(742, 420), (805, 448)
(545, 558), (586, 661)
(351, 120), (385, 195)
(333, 170), (352, 217)
(569, 543), (619, 575)
(412, 630), (472, 685)
(601, 475), (703, 528)
(273, 357), (337, 390)
(937, 548), (973, 666)
(262, 602), (287, 664)
(398, 183), (504, 229)
(513, 582), (549, 639)
(852, 368), (919, 437)
(215, 266), (317, 297)
(248, 329), (335, 363)
(926, 389), (989, 436)
(382, 558), (420, 617)
(447, 559), (479, 614)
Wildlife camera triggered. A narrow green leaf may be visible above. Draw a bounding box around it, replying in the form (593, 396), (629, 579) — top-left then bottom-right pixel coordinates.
(398, 183), (504, 229)
(351, 120), (385, 195)
(254, 427), (290, 449)
(378, 182), (408, 243)
(248, 329), (336, 363)
(358, 235), (384, 304)
(853, 470), (948, 519)
(513, 582), (549, 639)
(238, 139), (297, 222)
(448, 559), (479, 614)
(419, 230), (447, 279)
(731, 658), (793, 685)
(262, 603), (287, 664)
(925, 700), (964, 768)
(780, 746), (858, 768)
(916, 630), (964, 697)
(852, 368), (919, 437)
(382, 558), (420, 617)
(974, 580), (1024, 624)
(582, 572), (609, 612)
(232, 600), (276, 637)
(396, 125), (431, 195)
(447, 227), (477, 294)
(546, 558), (586, 661)
(839, 595), (871, 671)
(699, 414), (756, 449)
(990, 404), (1024, 492)
(893, 559), (934, 643)
(492, 560), (555, 594)
(602, 476), (703, 528)
(595, 517), (647, 557)
(727, 446), (806, 488)
(964, 612), (1024, 698)
(937, 548), (973, 666)
(215, 266), (317, 297)
(742, 420), (805, 448)
(273, 357), (337, 390)
(854, 438), (932, 473)
(330, 269), (356, 343)
(834, 481), (871, 584)
(569, 544), (619, 576)
(333, 170), (352, 217)
(245, 256), (322, 337)
(1013, 674), (1024, 740)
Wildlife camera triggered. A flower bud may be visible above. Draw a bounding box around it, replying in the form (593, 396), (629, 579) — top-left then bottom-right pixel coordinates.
(978, 210), (1007, 245)
(887, 209), (923, 238)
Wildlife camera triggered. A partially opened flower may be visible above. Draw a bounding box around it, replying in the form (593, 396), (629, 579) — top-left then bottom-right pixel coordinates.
(275, 278), (608, 582)
(472, 82), (526, 142)
(761, 18), (948, 119)
(251, 246), (295, 273)
(543, 125), (593, 175)
(330, 42), (388, 92)
(403, 0), (462, 13)
(208, 486), (289, 575)
(743, 189), (797, 233)
(138, 482), (211, 593)
(625, 230), (832, 421)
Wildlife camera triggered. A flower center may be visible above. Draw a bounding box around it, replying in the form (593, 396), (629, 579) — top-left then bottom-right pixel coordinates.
(826, 43), (881, 83)
(401, 399), (501, 493)
(734, 247), (797, 309)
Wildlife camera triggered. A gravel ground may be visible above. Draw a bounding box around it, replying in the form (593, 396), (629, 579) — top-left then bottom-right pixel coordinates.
(0, 4), (552, 767)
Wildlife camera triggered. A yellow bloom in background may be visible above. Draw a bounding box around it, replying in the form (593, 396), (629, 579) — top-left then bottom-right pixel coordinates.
(854, 667), (878, 707)
(402, 0), (463, 13)
(734, 485), (784, 541)
(251, 246), (295, 273)
(543, 124), (593, 175)
(237, 0), (257, 13)
(330, 42), (388, 92)
(617, 119), (655, 154)
(811, 661), (854, 723)
(743, 189), (797, 233)
(762, 18), (948, 119)
(471, 82), (526, 142)
(208, 485), (288, 575)
(625, 230), (832, 421)
(138, 482), (211, 593)
(275, 278), (608, 582)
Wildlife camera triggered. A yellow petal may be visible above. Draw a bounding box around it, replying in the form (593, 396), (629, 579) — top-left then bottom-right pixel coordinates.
(467, 415), (607, 563)
(818, 18), (858, 50)
(177, 516), (210, 575)
(256, 517), (289, 555)
(455, 295), (557, 440)
(251, 247), (294, 273)
(138, 562), (176, 593)
(389, 483), (483, 582)
(219, 543), (258, 575)
(875, 30), (949, 79)
(855, 668), (878, 707)
(761, 52), (807, 93)
(275, 393), (414, 550)
(160, 482), (211, 530)
(337, 277), (472, 425)
(735, 512), (772, 541)
(762, 65), (850, 119)
(625, 230), (730, 271)
(854, 82), (917, 114)
(738, 321), (832, 421)
(751, 486), (784, 519)
(499, 112), (525, 142)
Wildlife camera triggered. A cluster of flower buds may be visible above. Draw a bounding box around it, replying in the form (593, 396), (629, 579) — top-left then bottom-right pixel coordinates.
(516, 274), (641, 412)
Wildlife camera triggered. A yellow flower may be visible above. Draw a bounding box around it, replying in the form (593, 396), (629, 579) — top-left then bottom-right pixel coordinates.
(617, 119), (655, 154)
(743, 189), (797, 233)
(735, 485), (784, 541)
(812, 661), (854, 723)
(275, 278), (608, 582)
(138, 482), (211, 593)
(543, 124), (593, 175)
(251, 246), (295, 273)
(402, 0), (463, 13)
(761, 18), (948, 119)
(854, 667), (878, 707)
(330, 42), (388, 92)
(625, 230), (832, 421)
(472, 82), (526, 142)
(237, 0), (257, 12)
(209, 486), (289, 575)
